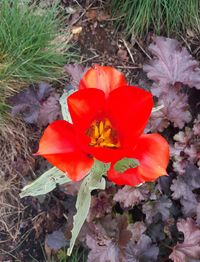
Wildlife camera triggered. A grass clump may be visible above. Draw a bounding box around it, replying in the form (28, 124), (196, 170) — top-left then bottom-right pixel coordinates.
(111, 0), (200, 37)
(57, 246), (88, 262)
(0, 0), (75, 107)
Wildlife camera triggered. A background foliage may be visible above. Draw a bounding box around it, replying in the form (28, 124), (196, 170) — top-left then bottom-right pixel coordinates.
(111, 0), (200, 37)
(0, 0), (75, 119)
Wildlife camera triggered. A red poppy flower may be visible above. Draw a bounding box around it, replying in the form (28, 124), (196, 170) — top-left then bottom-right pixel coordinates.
(37, 65), (169, 186)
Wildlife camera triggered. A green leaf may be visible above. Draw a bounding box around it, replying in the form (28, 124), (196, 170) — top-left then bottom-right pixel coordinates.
(114, 157), (140, 173)
(20, 167), (71, 198)
(67, 160), (110, 256)
(59, 89), (76, 123)
(91, 159), (111, 177)
(67, 175), (105, 256)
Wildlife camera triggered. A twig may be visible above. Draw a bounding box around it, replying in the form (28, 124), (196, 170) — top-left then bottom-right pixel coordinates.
(73, 0), (84, 10)
(0, 238), (12, 244)
(63, 213), (68, 221)
(116, 65), (141, 69)
(31, 211), (46, 222)
(70, 1), (95, 27)
(133, 38), (152, 60)
(80, 54), (99, 64)
(122, 39), (135, 64)
(0, 248), (20, 261)
(179, 33), (192, 52)
(3, 228), (33, 254)
(0, 219), (17, 240)
(152, 104), (164, 113)
(105, 15), (125, 21)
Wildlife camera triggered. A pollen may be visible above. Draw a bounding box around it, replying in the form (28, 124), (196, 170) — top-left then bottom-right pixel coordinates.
(86, 118), (120, 148)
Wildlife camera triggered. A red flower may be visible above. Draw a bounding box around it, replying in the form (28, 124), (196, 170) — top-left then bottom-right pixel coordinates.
(37, 65), (169, 186)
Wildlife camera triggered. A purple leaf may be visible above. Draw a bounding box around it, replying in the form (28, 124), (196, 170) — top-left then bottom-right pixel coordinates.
(64, 64), (88, 88)
(86, 215), (132, 262)
(37, 82), (52, 101)
(38, 93), (61, 126)
(180, 198), (199, 217)
(9, 83), (61, 126)
(170, 164), (200, 217)
(171, 126), (200, 174)
(193, 115), (200, 136)
(147, 220), (166, 242)
(114, 185), (149, 209)
(125, 234), (159, 262)
(142, 196), (172, 224)
(87, 190), (114, 222)
(196, 203), (200, 226)
(158, 175), (172, 195)
(169, 218), (200, 262)
(147, 85), (191, 132)
(127, 222), (146, 242)
(46, 229), (68, 251)
(143, 36), (197, 132)
(9, 86), (40, 124)
(144, 36), (200, 89)
(87, 235), (119, 262)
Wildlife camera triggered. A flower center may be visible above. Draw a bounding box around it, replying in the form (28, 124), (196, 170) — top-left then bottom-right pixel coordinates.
(86, 118), (120, 148)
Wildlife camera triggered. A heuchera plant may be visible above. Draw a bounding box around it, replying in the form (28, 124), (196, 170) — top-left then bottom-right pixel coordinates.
(25, 65), (169, 255)
(37, 65), (169, 186)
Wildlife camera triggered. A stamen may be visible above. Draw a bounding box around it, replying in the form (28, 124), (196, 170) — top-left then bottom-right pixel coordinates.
(103, 128), (111, 138)
(86, 118), (120, 148)
(99, 121), (104, 135)
(94, 125), (99, 138)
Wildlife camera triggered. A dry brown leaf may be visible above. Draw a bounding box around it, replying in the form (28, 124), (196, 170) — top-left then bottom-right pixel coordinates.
(117, 49), (129, 62)
(85, 9), (110, 21)
(85, 9), (97, 20)
(71, 26), (83, 35)
(96, 10), (110, 21)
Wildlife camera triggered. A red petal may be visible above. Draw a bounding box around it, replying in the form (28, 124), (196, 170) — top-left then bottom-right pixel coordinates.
(68, 88), (106, 133)
(106, 86), (153, 148)
(67, 87), (134, 162)
(79, 65), (127, 97)
(87, 146), (134, 163)
(36, 120), (93, 181)
(108, 165), (145, 186)
(108, 134), (169, 186)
